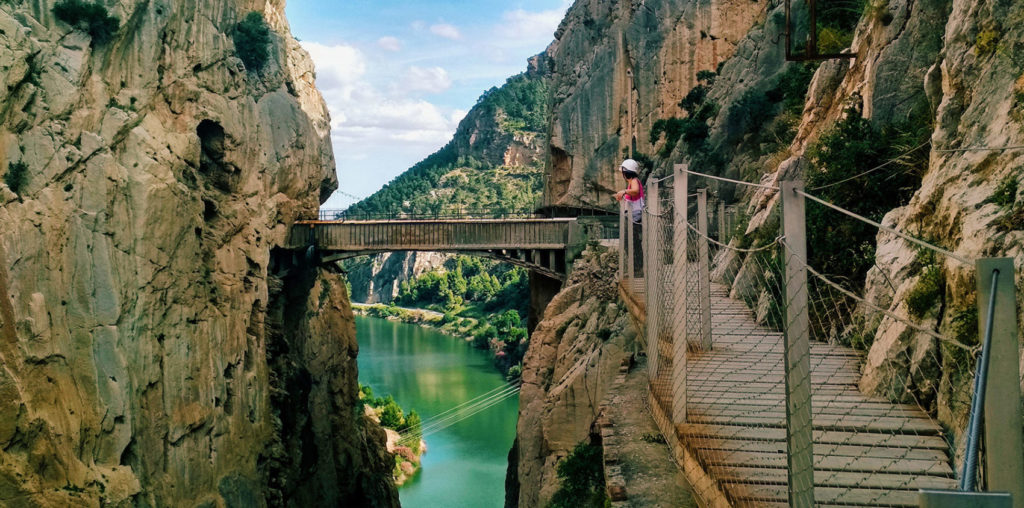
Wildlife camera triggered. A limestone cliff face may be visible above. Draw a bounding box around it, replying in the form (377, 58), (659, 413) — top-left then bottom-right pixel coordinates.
(0, 0), (396, 505)
(537, 0), (1023, 468)
(815, 0), (1024, 449)
(349, 251), (447, 304)
(508, 248), (636, 508)
(543, 0), (766, 208)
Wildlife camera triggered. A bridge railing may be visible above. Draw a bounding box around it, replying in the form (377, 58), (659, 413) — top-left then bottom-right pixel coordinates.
(621, 163), (1023, 506)
(315, 208), (547, 221)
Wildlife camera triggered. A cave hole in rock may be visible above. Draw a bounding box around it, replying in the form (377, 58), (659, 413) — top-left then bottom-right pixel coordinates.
(197, 119), (239, 192)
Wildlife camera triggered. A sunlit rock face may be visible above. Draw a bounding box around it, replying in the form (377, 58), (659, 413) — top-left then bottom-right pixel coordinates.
(0, 0), (396, 505)
(508, 248), (633, 508)
(542, 0), (766, 209)
(526, 0), (1023, 498)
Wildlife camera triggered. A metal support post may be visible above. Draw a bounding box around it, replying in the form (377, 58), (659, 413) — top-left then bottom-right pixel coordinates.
(646, 180), (661, 377)
(717, 200), (726, 243)
(697, 189), (712, 350)
(619, 200), (627, 280)
(622, 203), (630, 280)
(672, 163), (689, 424)
(977, 258), (1024, 507)
(780, 180), (815, 507)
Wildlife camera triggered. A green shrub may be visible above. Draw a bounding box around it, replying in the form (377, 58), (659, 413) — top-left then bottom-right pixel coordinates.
(906, 265), (944, 319)
(805, 110), (928, 288)
(650, 71), (718, 158)
(975, 29), (1000, 57)
(378, 395), (404, 428)
(234, 12), (272, 71)
(817, 26), (853, 54)
(4, 160), (28, 196)
(53, 0), (119, 45)
(506, 364), (522, 382)
(548, 441), (606, 508)
(989, 175), (1018, 208)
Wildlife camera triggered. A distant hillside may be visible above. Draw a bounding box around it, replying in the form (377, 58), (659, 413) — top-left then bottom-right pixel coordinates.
(345, 61), (552, 305)
(346, 67), (550, 218)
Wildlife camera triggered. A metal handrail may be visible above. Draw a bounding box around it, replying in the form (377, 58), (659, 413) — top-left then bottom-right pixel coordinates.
(316, 208), (545, 221)
(959, 268), (1000, 491)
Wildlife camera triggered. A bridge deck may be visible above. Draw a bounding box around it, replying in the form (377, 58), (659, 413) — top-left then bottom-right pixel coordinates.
(288, 218), (574, 251)
(622, 282), (956, 507)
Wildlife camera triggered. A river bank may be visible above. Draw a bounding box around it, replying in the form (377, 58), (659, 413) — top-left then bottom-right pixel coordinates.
(356, 316), (518, 506)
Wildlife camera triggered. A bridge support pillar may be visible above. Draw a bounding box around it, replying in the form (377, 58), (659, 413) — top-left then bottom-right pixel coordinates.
(528, 270), (563, 333)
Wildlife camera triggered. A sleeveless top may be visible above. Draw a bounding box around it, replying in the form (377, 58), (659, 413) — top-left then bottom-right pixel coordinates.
(624, 178), (644, 223)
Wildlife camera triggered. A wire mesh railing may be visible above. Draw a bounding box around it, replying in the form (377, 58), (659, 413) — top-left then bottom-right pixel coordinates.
(617, 163), (1023, 506)
(314, 208), (546, 221)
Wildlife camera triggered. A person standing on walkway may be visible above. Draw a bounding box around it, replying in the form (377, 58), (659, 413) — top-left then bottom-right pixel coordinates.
(614, 158), (644, 220)
(614, 158), (644, 275)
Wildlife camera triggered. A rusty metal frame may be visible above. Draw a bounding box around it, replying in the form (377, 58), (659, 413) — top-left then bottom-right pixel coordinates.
(784, 0), (857, 61)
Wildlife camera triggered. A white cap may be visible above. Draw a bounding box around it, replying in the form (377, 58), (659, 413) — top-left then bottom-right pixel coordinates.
(620, 159), (639, 174)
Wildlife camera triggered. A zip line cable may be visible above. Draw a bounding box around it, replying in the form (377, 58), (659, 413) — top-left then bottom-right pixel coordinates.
(795, 188), (973, 265)
(398, 385), (521, 442)
(414, 384), (521, 434)
(416, 387), (521, 439)
(809, 140), (931, 191)
(398, 383), (521, 438)
(413, 382), (516, 426)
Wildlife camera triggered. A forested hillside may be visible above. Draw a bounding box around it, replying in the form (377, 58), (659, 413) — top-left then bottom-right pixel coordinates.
(343, 68), (552, 380)
(345, 72), (548, 217)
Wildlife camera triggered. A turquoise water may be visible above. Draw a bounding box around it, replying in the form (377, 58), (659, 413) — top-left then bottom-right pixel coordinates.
(355, 316), (518, 508)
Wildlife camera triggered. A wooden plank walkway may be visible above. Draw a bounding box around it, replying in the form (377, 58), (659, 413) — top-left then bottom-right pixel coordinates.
(623, 281), (957, 507)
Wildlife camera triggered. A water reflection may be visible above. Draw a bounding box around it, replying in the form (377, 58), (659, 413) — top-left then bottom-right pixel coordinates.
(356, 316), (519, 508)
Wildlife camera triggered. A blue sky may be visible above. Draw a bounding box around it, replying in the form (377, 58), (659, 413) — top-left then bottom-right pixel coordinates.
(285, 1), (571, 209)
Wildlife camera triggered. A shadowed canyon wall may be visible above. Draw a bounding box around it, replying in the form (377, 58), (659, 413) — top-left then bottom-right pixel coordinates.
(0, 0), (397, 505)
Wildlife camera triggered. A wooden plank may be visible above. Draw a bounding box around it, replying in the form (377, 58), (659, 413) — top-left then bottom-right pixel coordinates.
(679, 424), (950, 450)
(685, 413), (940, 434)
(691, 439), (949, 462)
(723, 482), (924, 506)
(695, 449), (952, 476)
(709, 465), (957, 490)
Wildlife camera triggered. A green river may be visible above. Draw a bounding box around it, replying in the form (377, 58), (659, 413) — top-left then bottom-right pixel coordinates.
(355, 315), (519, 508)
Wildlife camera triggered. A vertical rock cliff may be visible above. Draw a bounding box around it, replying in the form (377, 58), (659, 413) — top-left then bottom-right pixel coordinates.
(516, 0), (1023, 502)
(508, 248), (636, 507)
(0, 0), (397, 505)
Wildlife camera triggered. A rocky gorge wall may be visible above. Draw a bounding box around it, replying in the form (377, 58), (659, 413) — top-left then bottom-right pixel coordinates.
(0, 0), (396, 505)
(507, 248), (637, 507)
(515, 0), (1024, 500)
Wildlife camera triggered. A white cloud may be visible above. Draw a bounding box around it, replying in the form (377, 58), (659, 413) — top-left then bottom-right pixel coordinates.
(430, 23), (461, 40)
(450, 109), (468, 125)
(300, 40), (461, 166)
(377, 36), (402, 52)
(403, 66), (452, 94)
(301, 41), (365, 95)
(496, 8), (565, 40)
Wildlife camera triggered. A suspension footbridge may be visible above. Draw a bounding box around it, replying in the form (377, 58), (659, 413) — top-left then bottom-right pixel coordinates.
(620, 163), (1023, 507)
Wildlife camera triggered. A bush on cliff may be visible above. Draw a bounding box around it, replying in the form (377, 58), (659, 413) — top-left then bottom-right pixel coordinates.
(53, 0), (119, 46)
(805, 110), (928, 289)
(234, 12), (272, 72)
(4, 160), (28, 196)
(549, 441), (606, 508)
